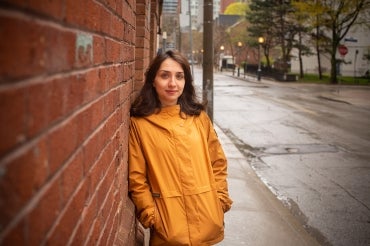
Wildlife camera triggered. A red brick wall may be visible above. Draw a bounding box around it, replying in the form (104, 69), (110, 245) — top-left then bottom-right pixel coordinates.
(0, 0), (159, 245)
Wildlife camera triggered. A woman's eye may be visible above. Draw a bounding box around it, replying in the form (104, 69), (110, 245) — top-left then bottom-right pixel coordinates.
(176, 74), (184, 80)
(160, 73), (169, 79)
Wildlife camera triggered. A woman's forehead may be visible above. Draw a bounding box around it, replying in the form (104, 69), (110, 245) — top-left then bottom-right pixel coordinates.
(158, 58), (184, 73)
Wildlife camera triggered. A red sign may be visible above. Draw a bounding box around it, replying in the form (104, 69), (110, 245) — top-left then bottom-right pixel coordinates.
(338, 45), (348, 56)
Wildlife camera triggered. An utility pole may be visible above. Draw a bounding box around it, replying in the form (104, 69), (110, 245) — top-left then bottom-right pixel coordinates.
(203, 0), (213, 122)
(188, 0), (194, 76)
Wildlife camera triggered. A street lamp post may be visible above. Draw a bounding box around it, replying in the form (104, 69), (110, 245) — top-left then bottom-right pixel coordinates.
(354, 49), (359, 83)
(220, 45), (224, 72)
(257, 37), (264, 81)
(237, 41), (242, 77)
(162, 31), (167, 53)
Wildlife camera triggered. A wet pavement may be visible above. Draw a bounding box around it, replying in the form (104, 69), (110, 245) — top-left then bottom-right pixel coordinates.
(191, 68), (370, 246)
(215, 124), (320, 246)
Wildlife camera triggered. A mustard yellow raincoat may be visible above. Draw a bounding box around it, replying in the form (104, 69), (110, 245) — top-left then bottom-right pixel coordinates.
(129, 105), (232, 245)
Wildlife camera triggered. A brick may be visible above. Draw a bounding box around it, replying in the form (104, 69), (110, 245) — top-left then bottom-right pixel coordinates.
(0, 16), (46, 82)
(46, 28), (76, 73)
(90, 96), (105, 127)
(126, 25), (136, 44)
(64, 0), (86, 28)
(136, 3), (146, 15)
(84, 217), (101, 245)
(85, 0), (101, 31)
(105, 108), (120, 136)
(79, 195), (98, 241)
(48, 77), (68, 124)
(28, 0), (65, 20)
(83, 127), (104, 172)
(1, 218), (27, 245)
(123, 63), (134, 82)
(27, 178), (62, 245)
(69, 222), (84, 246)
(0, 86), (26, 156)
(106, 211), (120, 245)
(26, 81), (49, 137)
(100, 7), (111, 35)
(74, 107), (93, 147)
(0, 137), (48, 228)
(0, 17), (75, 82)
(61, 150), (84, 206)
(75, 98), (105, 148)
(110, 15), (124, 40)
(98, 67), (109, 93)
(48, 116), (78, 175)
(96, 158), (115, 211)
(84, 69), (102, 102)
(115, 63), (124, 84)
(106, 38), (122, 63)
(122, 1), (135, 26)
(93, 35), (106, 65)
(105, 0), (117, 11)
(45, 177), (88, 245)
(65, 74), (85, 113)
(122, 44), (135, 62)
(116, 0), (123, 17)
(104, 90), (119, 118)
(98, 190), (116, 245)
(126, 0), (135, 10)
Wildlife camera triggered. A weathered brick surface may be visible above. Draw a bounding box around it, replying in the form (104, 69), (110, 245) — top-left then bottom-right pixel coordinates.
(0, 0), (160, 244)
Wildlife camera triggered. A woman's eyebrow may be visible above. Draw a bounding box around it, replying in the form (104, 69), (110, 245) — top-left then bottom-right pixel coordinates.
(158, 69), (184, 73)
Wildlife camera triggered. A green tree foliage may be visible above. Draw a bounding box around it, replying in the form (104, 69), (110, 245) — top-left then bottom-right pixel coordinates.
(246, 0), (276, 68)
(224, 2), (249, 15)
(246, 0), (300, 72)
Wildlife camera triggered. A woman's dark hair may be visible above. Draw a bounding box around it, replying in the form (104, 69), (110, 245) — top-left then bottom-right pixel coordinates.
(130, 50), (205, 117)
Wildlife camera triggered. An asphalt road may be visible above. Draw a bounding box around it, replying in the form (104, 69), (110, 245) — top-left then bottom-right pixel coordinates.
(193, 67), (370, 246)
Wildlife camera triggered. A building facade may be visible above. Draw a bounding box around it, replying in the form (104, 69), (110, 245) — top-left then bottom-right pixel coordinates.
(180, 0), (223, 31)
(0, 0), (162, 244)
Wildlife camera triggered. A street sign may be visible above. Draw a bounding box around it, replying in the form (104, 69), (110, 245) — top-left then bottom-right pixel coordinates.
(338, 45), (348, 56)
(344, 37), (358, 42)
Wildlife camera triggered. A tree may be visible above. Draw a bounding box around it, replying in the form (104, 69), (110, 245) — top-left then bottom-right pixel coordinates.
(224, 2), (249, 15)
(294, 0), (370, 83)
(246, 0), (298, 72)
(291, 2), (317, 78)
(246, 0), (276, 69)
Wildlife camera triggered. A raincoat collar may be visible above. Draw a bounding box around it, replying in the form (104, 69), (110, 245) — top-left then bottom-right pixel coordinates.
(157, 104), (181, 116)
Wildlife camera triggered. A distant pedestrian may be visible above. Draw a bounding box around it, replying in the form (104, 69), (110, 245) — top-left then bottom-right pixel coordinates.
(128, 50), (233, 245)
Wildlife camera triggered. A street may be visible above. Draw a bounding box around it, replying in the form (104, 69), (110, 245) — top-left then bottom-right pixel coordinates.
(193, 67), (370, 246)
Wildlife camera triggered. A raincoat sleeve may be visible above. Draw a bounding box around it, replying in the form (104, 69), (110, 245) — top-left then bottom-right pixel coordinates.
(128, 118), (155, 228)
(201, 112), (233, 212)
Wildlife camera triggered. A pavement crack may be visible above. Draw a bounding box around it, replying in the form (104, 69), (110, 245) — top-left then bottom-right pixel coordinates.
(219, 127), (262, 160)
(318, 95), (351, 105)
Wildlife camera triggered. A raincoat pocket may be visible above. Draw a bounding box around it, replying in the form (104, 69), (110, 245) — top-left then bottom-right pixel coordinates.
(153, 202), (170, 240)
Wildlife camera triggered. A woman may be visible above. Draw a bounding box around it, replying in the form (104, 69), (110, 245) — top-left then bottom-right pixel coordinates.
(128, 50), (232, 245)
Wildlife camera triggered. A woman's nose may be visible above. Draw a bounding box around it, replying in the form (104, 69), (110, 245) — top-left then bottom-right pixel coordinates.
(168, 76), (176, 86)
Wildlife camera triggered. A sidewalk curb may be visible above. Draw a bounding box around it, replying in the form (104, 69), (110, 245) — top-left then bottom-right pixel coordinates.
(214, 124), (321, 246)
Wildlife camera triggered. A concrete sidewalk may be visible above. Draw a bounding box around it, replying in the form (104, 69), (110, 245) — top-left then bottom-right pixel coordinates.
(214, 124), (320, 246)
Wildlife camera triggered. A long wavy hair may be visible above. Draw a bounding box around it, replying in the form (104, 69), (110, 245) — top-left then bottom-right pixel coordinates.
(130, 50), (205, 117)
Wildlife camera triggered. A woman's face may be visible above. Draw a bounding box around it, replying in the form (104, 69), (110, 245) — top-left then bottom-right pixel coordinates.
(153, 58), (185, 107)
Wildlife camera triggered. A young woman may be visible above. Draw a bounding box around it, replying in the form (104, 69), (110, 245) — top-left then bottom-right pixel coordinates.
(129, 50), (232, 245)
